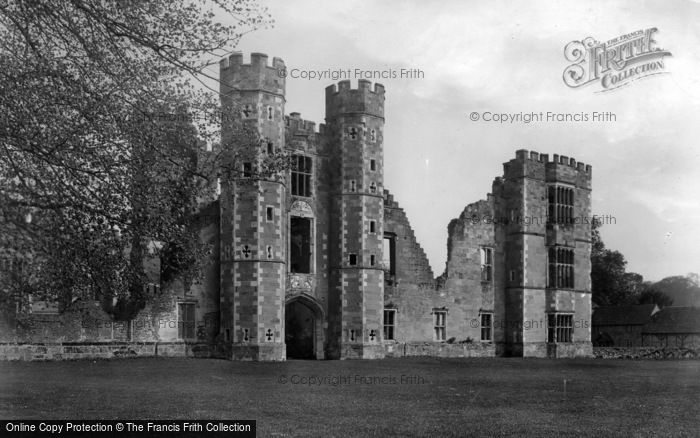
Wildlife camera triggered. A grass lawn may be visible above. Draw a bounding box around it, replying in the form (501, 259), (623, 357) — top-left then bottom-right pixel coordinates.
(1, 357), (699, 437)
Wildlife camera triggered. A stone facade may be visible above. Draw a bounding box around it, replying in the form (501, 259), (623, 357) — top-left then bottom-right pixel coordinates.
(0, 52), (594, 361)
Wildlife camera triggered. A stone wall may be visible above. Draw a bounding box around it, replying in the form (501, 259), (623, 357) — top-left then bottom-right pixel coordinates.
(383, 191), (439, 343)
(0, 341), (220, 361)
(594, 346), (700, 360)
(384, 341), (495, 358)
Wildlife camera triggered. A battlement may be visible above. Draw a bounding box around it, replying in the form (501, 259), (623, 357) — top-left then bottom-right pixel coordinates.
(285, 112), (319, 134)
(513, 149), (592, 173)
(219, 52), (285, 71)
(219, 52), (285, 97)
(325, 80), (385, 120)
(325, 80), (385, 96)
(504, 149), (592, 188)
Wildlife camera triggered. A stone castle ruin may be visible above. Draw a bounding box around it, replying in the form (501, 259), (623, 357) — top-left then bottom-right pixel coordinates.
(0, 53), (593, 361)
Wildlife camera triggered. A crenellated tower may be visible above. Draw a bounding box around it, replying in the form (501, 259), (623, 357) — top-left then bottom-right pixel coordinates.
(325, 80), (386, 359)
(494, 149), (593, 357)
(219, 52), (287, 361)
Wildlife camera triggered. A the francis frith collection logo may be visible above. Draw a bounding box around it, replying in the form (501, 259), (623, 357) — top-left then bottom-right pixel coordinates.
(563, 28), (672, 92)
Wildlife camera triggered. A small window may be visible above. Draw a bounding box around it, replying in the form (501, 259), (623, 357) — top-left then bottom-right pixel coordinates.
(349, 254), (357, 266)
(480, 247), (493, 282)
(547, 313), (573, 343)
(369, 220), (376, 233)
(480, 313), (493, 342)
(266, 206), (274, 222)
(350, 329), (356, 341)
(267, 141), (274, 154)
(370, 129), (376, 142)
(370, 254), (376, 266)
(267, 106), (273, 120)
(370, 159), (376, 171)
(383, 309), (396, 340)
(434, 310), (446, 341)
(509, 270), (516, 282)
(243, 162), (253, 178)
(369, 182), (377, 194)
(350, 180), (356, 192)
(177, 302), (196, 340)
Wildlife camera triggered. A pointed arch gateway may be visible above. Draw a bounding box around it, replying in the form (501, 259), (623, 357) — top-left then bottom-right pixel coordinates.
(285, 294), (325, 359)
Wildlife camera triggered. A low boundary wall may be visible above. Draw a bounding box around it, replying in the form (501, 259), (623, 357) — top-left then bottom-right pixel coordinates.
(593, 347), (700, 359)
(0, 342), (220, 361)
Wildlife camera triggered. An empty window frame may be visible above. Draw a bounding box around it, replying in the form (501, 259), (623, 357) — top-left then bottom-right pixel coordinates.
(547, 313), (574, 343)
(480, 247), (493, 282)
(290, 216), (312, 273)
(480, 312), (493, 342)
(291, 155), (312, 197)
(548, 247), (574, 288)
(383, 309), (396, 340)
(434, 310), (446, 341)
(178, 302), (196, 340)
(548, 186), (574, 225)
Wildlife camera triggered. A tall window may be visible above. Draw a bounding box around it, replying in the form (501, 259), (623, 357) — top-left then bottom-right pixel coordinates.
(383, 309), (396, 341)
(290, 217), (312, 273)
(434, 310), (446, 341)
(548, 247), (574, 288)
(548, 186), (574, 225)
(383, 233), (396, 277)
(480, 247), (493, 282)
(547, 313), (573, 343)
(480, 312), (493, 342)
(178, 302), (196, 340)
(291, 155), (312, 197)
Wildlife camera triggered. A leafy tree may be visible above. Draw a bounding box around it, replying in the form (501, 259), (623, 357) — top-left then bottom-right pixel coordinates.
(649, 274), (700, 307)
(0, 1), (277, 321)
(591, 217), (633, 305)
(634, 288), (674, 307)
(591, 218), (649, 306)
(591, 218), (693, 308)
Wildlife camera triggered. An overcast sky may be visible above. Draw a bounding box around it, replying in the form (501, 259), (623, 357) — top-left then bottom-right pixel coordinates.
(216, 0), (700, 282)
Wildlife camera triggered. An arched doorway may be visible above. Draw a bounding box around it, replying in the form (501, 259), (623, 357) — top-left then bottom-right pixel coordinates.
(285, 295), (324, 359)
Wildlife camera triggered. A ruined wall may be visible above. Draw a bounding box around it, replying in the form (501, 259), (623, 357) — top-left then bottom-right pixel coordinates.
(382, 190), (436, 343)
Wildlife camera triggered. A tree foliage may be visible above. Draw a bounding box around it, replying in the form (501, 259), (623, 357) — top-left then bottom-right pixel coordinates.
(0, 0), (274, 320)
(648, 275), (700, 307)
(634, 288), (674, 307)
(591, 218), (679, 308)
(591, 217), (633, 306)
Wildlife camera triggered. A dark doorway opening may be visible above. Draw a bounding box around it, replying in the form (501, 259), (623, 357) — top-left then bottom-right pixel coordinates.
(290, 216), (312, 273)
(285, 300), (316, 359)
